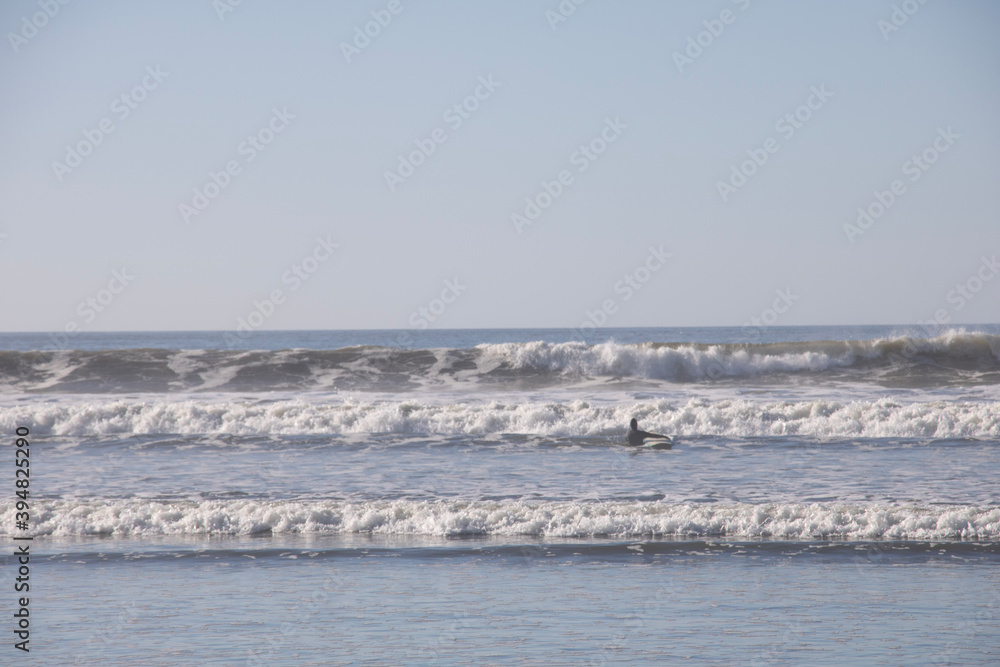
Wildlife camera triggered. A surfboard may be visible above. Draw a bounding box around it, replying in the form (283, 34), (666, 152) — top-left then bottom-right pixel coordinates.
(642, 437), (673, 449)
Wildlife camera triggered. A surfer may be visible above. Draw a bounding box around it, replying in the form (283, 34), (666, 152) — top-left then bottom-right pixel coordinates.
(627, 418), (669, 446)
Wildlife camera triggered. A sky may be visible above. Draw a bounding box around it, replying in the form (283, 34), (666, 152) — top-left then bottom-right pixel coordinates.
(1, 0), (998, 333)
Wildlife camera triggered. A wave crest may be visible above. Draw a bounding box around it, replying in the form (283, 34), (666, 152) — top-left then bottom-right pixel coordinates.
(4, 397), (999, 438)
(8, 499), (998, 540)
(2, 330), (997, 393)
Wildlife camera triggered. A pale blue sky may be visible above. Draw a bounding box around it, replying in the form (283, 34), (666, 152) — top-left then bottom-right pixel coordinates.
(1, 0), (998, 332)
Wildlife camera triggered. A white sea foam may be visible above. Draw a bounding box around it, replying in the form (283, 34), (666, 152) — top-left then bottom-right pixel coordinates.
(476, 330), (1000, 380)
(2, 330), (997, 393)
(7, 499), (998, 540)
(3, 397), (999, 438)
(477, 340), (839, 379)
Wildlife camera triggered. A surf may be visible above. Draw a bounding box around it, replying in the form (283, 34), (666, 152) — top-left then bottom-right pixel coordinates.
(0, 330), (997, 394)
(5, 396), (1000, 438)
(13, 498), (1000, 541)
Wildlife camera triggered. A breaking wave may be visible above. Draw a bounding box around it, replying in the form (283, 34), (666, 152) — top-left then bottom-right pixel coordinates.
(8, 499), (998, 540)
(4, 397), (999, 438)
(2, 331), (998, 393)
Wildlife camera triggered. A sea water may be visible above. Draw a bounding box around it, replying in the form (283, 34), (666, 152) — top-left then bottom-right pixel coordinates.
(1, 326), (998, 665)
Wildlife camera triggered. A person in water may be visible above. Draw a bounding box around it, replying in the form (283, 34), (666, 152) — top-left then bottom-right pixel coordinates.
(627, 418), (669, 446)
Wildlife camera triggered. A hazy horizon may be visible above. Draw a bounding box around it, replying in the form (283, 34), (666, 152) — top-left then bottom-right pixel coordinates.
(4, 323), (1000, 334)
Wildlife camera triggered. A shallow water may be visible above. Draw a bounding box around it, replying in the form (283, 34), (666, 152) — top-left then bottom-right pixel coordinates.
(36, 536), (1000, 666)
(2, 326), (999, 664)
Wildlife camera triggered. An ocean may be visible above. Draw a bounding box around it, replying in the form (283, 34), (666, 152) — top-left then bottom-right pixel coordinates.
(2, 326), (999, 665)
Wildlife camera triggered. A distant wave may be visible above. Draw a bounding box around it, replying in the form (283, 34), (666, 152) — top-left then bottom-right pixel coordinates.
(8, 499), (998, 540)
(2, 331), (998, 393)
(4, 397), (999, 438)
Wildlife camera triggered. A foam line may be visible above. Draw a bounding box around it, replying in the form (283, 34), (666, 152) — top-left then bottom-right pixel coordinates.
(9, 499), (998, 540)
